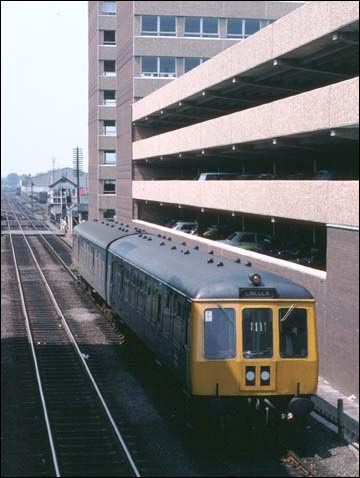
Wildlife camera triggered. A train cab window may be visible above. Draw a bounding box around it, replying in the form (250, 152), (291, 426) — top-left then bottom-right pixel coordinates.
(173, 299), (187, 346)
(162, 290), (173, 338)
(91, 247), (95, 270)
(279, 308), (308, 358)
(156, 294), (162, 323)
(204, 307), (236, 359)
(243, 308), (273, 358)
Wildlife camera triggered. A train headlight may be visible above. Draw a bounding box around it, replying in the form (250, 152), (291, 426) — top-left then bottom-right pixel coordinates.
(246, 371), (255, 382)
(249, 273), (261, 286)
(260, 371), (270, 381)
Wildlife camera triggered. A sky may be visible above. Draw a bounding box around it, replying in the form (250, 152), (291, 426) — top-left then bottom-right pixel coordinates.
(1, 1), (88, 177)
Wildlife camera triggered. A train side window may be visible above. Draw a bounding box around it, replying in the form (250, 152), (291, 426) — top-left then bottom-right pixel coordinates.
(242, 308), (273, 358)
(204, 307), (236, 359)
(176, 300), (182, 317)
(173, 300), (187, 347)
(145, 279), (152, 320)
(157, 293), (162, 324)
(162, 290), (172, 338)
(123, 267), (129, 302)
(91, 247), (95, 270)
(165, 291), (170, 310)
(279, 308), (308, 358)
(151, 287), (161, 326)
(137, 271), (145, 311)
(119, 263), (124, 291)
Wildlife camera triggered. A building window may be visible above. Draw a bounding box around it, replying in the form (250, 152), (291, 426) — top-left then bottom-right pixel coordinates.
(140, 56), (176, 78)
(184, 57), (208, 73)
(103, 179), (116, 195)
(184, 17), (200, 37)
(245, 19), (260, 36)
(102, 120), (116, 136)
(226, 18), (270, 39)
(103, 60), (116, 76)
(141, 15), (176, 36)
(103, 208), (116, 219)
(141, 56), (157, 76)
(103, 30), (115, 44)
(141, 15), (157, 35)
(160, 16), (176, 36)
(102, 1), (116, 15)
(102, 150), (116, 164)
(103, 90), (116, 105)
(202, 17), (218, 37)
(226, 18), (243, 38)
(184, 17), (219, 38)
(160, 57), (176, 76)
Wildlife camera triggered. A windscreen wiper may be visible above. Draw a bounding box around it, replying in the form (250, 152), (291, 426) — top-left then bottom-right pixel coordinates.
(217, 303), (232, 323)
(280, 303), (297, 322)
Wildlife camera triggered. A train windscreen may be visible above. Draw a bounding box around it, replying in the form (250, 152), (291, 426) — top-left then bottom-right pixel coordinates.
(279, 308), (308, 358)
(242, 308), (273, 358)
(204, 307), (236, 359)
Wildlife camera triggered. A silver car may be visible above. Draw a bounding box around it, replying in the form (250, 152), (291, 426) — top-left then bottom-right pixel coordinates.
(172, 221), (198, 234)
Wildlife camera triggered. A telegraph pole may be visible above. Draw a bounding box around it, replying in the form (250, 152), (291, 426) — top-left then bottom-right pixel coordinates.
(72, 147), (83, 206)
(52, 157), (56, 184)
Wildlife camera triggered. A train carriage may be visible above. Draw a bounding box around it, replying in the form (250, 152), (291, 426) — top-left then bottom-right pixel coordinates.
(73, 219), (138, 299)
(73, 221), (318, 416)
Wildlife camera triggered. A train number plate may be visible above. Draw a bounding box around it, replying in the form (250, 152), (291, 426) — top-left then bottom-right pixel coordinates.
(239, 288), (276, 298)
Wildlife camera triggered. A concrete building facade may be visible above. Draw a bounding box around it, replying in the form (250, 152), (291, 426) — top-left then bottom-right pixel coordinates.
(89, 1), (359, 396)
(88, 0), (302, 220)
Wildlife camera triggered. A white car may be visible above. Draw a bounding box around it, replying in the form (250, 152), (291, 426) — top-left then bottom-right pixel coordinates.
(218, 231), (271, 250)
(198, 172), (241, 181)
(172, 221), (198, 234)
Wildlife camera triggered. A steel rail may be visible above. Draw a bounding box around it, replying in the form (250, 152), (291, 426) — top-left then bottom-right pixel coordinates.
(5, 196), (141, 477)
(3, 199), (61, 477)
(10, 197), (77, 280)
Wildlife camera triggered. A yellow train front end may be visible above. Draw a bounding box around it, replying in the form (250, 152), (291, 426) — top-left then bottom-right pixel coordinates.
(189, 299), (318, 414)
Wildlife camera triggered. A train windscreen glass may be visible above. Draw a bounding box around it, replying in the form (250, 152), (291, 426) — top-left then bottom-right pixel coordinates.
(204, 307), (236, 359)
(279, 308), (308, 358)
(243, 308), (273, 358)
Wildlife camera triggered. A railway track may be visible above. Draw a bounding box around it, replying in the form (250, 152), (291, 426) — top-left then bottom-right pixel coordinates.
(2, 196), (142, 477)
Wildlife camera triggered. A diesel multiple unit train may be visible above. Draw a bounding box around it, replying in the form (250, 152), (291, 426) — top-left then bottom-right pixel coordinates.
(73, 220), (318, 416)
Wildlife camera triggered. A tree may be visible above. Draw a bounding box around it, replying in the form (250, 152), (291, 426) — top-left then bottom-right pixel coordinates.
(5, 173), (19, 186)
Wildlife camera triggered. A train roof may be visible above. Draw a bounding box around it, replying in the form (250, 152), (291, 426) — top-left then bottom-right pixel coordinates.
(109, 233), (313, 300)
(73, 220), (142, 249)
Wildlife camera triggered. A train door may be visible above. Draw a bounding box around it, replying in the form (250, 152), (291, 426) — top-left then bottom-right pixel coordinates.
(110, 260), (123, 310)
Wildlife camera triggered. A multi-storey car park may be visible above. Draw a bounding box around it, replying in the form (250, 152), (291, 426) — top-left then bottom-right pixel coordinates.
(88, 1), (359, 401)
(89, 0), (303, 221)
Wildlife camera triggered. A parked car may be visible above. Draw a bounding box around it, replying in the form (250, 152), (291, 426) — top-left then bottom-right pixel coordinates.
(282, 172), (311, 180)
(218, 231), (272, 250)
(255, 173), (276, 180)
(164, 218), (177, 228)
(311, 170), (351, 180)
(276, 245), (320, 262)
(254, 236), (284, 255)
(172, 221), (198, 234)
(295, 253), (324, 269)
(202, 224), (234, 240)
(198, 172), (242, 181)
